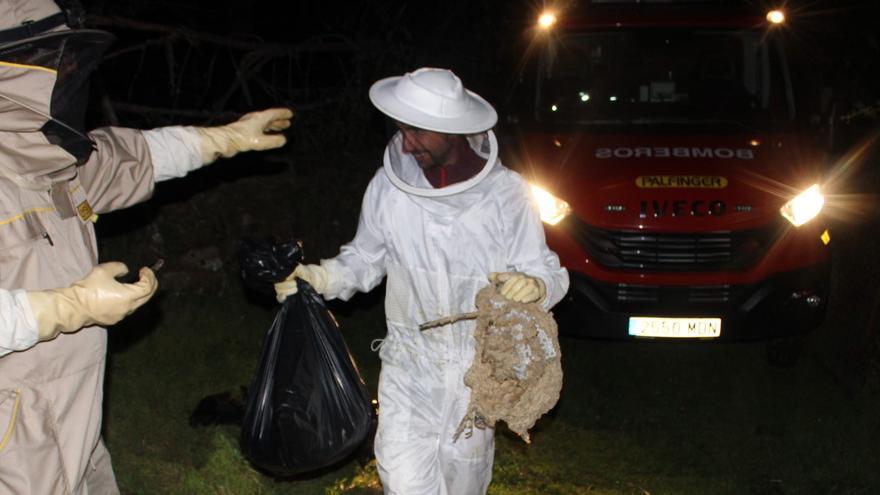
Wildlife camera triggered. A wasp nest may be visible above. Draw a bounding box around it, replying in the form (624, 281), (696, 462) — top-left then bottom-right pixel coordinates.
(455, 285), (563, 443)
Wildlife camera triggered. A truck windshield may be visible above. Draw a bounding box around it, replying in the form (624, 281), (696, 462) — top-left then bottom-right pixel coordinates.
(535, 29), (794, 129)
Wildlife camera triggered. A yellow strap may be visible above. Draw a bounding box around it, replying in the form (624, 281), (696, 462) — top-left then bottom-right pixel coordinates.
(0, 389), (22, 452)
(0, 61), (57, 74)
(0, 207), (56, 227)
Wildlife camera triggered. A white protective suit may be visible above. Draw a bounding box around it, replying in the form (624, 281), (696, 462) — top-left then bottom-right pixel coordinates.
(316, 130), (569, 494)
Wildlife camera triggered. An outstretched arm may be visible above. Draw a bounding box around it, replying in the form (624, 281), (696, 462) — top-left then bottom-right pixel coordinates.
(275, 169), (389, 302)
(145, 107), (293, 182)
(0, 263), (157, 356)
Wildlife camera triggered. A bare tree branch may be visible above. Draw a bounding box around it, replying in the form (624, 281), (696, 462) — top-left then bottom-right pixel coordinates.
(106, 101), (241, 120)
(90, 15), (359, 54)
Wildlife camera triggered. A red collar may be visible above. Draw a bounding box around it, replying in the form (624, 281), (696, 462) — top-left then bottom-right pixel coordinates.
(423, 148), (484, 188)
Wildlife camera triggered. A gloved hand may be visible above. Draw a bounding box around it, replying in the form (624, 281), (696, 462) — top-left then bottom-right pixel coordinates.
(273, 264), (331, 303)
(26, 262), (159, 342)
(489, 272), (546, 304)
(197, 107), (294, 165)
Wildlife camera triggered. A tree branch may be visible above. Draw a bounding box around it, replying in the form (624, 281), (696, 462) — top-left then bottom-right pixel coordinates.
(89, 15), (359, 54)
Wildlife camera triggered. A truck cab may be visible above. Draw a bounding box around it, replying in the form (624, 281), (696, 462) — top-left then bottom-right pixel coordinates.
(504, 1), (831, 360)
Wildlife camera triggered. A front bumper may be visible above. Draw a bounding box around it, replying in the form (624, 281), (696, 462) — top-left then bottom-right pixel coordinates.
(555, 262), (830, 340)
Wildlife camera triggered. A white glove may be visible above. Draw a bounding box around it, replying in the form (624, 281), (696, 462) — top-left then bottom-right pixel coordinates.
(489, 272), (546, 304)
(26, 262), (159, 342)
(197, 107), (294, 165)
(273, 264), (331, 303)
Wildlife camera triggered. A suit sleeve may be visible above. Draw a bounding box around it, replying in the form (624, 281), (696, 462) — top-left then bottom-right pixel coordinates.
(0, 289), (38, 357)
(320, 169), (389, 301)
(503, 172), (570, 309)
(141, 126), (203, 182)
(77, 127), (156, 214)
(78, 126), (207, 214)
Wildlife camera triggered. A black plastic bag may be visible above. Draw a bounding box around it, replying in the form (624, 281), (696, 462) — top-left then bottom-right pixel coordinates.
(239, 239), (373, 476)
(239, 237), (303, 296)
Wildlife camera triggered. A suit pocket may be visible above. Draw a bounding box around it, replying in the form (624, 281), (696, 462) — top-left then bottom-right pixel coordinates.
(0, 388), (22, 453)
(0, 209), (52, 263)
(0, 209), (59, 286)
(0, 387), (69, 493)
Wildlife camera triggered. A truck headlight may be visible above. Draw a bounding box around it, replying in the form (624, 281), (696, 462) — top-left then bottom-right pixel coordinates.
(780, 184), (824, 227)
(530, 184), (571, 225)
(537, 11), (557, 30)
(766, 9), (785, 25)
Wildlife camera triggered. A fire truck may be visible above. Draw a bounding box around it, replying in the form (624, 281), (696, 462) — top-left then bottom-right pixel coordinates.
(505, 1), (831, 364)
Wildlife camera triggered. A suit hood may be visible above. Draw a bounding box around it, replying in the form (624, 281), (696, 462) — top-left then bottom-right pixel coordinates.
(383, 130), (503, 216)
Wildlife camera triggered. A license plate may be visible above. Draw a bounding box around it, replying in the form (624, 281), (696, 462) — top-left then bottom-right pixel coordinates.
(628, 317), (721, 338)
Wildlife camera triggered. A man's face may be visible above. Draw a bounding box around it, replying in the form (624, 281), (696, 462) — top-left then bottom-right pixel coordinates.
(396, 123), (456, 169)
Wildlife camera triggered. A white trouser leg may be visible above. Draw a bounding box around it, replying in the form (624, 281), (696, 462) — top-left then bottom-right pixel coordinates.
(374, 355), (494, 495)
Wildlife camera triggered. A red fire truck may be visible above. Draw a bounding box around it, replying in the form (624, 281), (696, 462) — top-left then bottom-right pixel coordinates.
(506, 1), (831, 364)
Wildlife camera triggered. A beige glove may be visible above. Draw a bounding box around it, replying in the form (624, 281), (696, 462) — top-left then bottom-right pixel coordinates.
(197, 107), (294, 165)
(27, 262), (159, 342)
(489, 271), (547, 304)
(274, 264), (331, 303)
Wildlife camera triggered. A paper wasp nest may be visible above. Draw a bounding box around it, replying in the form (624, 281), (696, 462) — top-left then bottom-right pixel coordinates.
(455, 285), (563, 443)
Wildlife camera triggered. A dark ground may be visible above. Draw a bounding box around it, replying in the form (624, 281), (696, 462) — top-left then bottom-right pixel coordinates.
(96, 157), (880, 493)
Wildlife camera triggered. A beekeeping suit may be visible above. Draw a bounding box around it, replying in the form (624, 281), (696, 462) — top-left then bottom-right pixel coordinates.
(0, 1), (291, 492)
(278, 68), (569, 494)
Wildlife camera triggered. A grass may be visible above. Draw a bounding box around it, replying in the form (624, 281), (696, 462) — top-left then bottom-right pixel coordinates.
(103, 278), (880, 494)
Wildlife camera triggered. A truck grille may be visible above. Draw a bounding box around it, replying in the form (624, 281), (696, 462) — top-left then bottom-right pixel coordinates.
(596, 283), (733, 304)
(565, 217), (776, 271)
(594, 282), (738, 308)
